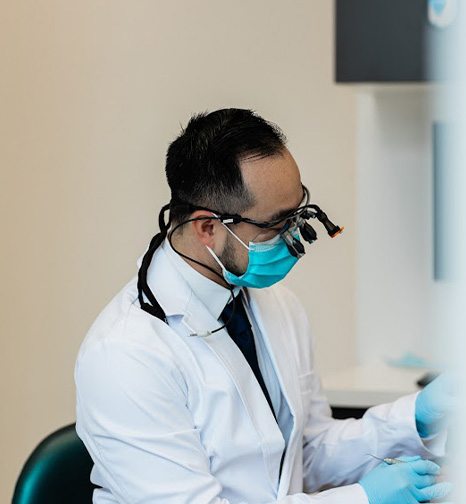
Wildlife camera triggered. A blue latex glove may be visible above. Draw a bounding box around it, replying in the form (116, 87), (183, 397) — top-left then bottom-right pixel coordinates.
(359, 456), (452, 504)
(415, 373), (457, 438)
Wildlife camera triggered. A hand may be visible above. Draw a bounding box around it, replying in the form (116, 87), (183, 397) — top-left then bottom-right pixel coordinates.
(359, 456), (452, 504)
(415, 373), (457, 438)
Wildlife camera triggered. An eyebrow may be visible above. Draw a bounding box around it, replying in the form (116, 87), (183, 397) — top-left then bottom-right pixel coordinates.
(268, 207), (299, 222)
(267, 186), (306, 222)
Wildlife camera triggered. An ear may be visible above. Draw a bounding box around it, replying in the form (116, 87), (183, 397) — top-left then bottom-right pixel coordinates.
(190, 210), (220, 248)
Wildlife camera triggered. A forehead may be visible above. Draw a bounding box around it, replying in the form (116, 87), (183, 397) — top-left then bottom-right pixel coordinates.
(239, 149), (303, 220)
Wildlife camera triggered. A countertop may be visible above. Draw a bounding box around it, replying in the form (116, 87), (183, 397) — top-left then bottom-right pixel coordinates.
(321, 361), (431, 408)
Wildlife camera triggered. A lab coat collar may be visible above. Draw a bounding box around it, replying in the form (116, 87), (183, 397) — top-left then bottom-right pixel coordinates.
(136, 238), (241, 320)
(136, 243), (189, 318)
(137, 239), (248, 328)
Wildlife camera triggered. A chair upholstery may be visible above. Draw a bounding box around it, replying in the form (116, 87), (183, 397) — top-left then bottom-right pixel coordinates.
(12, 423), (98, 504)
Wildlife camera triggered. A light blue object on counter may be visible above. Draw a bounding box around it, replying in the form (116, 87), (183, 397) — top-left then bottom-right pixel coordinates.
(385, 352), (434, 369)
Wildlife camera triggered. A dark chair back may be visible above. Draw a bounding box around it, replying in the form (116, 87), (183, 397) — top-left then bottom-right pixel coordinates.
(12, 423), (97, 504)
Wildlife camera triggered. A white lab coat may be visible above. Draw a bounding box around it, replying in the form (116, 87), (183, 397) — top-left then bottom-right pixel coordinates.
(75, 244), (444, 503)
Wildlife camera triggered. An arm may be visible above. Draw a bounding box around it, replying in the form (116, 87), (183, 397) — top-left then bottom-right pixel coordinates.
(302, 384), (445, 492)
(298, 328), (446, 492)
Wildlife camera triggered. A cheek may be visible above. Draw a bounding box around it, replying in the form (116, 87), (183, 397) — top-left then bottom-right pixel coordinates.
(236, 244), (250, 270)
(212, 228), (228, 256)
(221, 233), (250, 275)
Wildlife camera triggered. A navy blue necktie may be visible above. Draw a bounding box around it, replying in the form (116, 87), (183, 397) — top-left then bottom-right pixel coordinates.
(220, 292), (276, 418)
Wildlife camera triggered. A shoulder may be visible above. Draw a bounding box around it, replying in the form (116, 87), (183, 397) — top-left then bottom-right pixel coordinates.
(77, 274), (173, 352)
(75, 276), (185, 397)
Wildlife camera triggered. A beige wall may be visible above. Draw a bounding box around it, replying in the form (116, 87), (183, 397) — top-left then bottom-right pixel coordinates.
(1, 1), (356, 499)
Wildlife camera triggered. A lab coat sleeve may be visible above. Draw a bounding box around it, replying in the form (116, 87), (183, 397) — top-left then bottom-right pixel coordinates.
(299, 328), (447, 493)
(75, 336), (359, 504)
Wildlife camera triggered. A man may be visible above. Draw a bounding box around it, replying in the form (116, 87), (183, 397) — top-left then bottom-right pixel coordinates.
(75, 109), (452, 503)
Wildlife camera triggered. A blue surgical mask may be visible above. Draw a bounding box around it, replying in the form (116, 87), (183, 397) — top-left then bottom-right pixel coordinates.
(206, 222), (300, 289)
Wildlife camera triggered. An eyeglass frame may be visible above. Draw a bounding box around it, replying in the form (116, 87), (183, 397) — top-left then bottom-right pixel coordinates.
(168, 184), (319, 236)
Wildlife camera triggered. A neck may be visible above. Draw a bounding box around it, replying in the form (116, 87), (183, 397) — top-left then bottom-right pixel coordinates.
(169, 231), (229, 289)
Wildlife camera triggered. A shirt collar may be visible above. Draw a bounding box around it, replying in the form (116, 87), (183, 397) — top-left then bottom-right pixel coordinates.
(161, 238), (241, 320)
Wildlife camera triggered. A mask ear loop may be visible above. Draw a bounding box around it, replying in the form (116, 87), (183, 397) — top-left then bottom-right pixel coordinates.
(219, 217), (251, 250)
(205, 245), (228, 272)
(205, 210), (252, 271)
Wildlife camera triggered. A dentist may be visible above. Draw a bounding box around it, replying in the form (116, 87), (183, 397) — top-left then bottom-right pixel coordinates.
(75, 108), (451, 503)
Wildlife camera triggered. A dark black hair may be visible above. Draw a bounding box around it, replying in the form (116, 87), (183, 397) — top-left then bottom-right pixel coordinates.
(165, 108), (287, 225)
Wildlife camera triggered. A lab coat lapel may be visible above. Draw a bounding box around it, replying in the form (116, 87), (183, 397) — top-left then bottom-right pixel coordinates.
(247, 288), (303, 497)
(182, 294), (286, 488)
